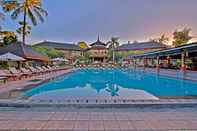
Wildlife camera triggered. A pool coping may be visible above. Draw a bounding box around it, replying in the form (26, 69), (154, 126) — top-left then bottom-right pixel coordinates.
(0, 98), (197, 108)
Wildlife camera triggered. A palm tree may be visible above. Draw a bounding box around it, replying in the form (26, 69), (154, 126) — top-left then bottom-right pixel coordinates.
(105, 84), (119, 96)
(2, 0), (48, 45)
(16, 21), (31, 36)
(150, 34), (169, 44)
(107, 37), (120, 63)
(157, 34), (169, 44)
(0, 1), (5, 30)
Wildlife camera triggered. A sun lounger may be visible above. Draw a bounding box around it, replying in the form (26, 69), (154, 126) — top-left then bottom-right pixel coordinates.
(28, 66), (41, 74)
(0, 76), (8, 83)
(41, 66), (51, 73)
(36, 66), (46, 73)
(9, 67), (26, 79)
(0, 70), (18, 80)
(21, 68), (33, 77)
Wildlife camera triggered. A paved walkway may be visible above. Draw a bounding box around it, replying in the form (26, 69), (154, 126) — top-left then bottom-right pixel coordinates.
(0, 107), (197, 130)
(0, 68), (75, 94)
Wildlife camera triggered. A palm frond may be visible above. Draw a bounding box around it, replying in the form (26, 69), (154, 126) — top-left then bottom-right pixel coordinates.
(11, 6), (23, 19)
(27, 8), (37, 25)
(34, 6), (48, 16)
(2, 0), (19, 12)
(33, 8), (44, 22)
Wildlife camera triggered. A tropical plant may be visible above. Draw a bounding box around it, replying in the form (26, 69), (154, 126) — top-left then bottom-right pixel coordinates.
(16, 21), (31, 36)
(172, 28), (193, 47)
(150, 34), (169, 44)
(2, 0), (48, 45)
(0, 1), (5, 30)
(78, 41), (89, 49)
(77, 52), (90, 64)
(0, 31), (17, 46)
(32, 46), (65, 58)
(107, 37), (120, 63)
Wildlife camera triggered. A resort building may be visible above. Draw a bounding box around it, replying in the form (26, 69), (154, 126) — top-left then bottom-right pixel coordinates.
(116, 41), (168, 54)
(35, 41), (82, 63)
(86, 37), (108, 63)
(128, 42), (197, 71)
(0, 42), (49, 68)
(116, 41), (168, 65)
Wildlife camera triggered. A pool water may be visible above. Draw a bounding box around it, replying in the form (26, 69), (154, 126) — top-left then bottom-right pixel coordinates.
(23, 68), (197, 99)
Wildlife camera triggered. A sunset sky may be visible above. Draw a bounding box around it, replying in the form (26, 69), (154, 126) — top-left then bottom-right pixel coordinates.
(2, 0), (197, 45)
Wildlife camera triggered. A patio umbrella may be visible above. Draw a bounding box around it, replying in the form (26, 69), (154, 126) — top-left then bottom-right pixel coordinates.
(0, 52), (26, 61)
(51, 58), (68, 62)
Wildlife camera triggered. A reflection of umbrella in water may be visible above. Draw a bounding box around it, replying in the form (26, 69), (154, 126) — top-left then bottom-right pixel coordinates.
(106, 84), (119, 96)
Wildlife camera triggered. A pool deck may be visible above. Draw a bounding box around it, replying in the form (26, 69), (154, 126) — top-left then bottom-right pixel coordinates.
(0, 106), (197, 130)
(0, 68), (76, 94)
(0, 67), (197, 130)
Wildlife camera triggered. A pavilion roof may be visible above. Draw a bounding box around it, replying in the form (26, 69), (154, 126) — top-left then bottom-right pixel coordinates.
(0, 42), (49, 61)
(127, 42), (197, 59)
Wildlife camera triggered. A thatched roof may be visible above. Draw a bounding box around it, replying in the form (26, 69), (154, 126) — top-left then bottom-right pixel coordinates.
(0, 42), (49, 61)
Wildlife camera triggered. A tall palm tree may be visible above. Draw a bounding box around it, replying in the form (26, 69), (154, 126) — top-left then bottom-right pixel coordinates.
(0, 1), (5, 30)
(107, 37), (120, 63)
(2, 0), (48, 45)
(16, 21), (31, 36)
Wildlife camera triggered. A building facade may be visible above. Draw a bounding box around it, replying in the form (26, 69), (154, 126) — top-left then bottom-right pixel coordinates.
(87, 37), (108, 63)
(35, 41), (82, 63)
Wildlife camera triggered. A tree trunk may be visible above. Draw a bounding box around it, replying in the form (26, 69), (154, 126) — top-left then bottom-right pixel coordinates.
(22, 8), (27, 45)
(112, 43), (115, 64)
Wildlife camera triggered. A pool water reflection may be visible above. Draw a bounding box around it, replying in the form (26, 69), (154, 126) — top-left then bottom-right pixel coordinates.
(23, 68), (197, 99)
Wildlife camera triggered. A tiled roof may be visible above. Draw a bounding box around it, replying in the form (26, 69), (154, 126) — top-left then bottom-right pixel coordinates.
(0, 42), (49, 61)
(116, 41), (168, 51)
(35, 41), (81, 51)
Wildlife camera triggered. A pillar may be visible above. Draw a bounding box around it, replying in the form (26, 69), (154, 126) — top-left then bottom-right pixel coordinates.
(156, 56), (160, 73)
(167, 56), (171, 68)
(181, 51), (186, 72)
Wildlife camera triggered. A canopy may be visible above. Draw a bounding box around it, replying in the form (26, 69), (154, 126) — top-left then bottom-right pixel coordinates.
(0, 52), (26, 61)
(51, 58), (69, 62)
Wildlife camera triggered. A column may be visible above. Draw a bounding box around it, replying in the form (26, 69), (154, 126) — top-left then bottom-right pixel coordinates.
(181, 51), (186, 72)
(156, 56), (160, 73)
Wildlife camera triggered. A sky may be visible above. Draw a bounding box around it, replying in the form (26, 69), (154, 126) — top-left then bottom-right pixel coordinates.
(2, 0), (197, 45)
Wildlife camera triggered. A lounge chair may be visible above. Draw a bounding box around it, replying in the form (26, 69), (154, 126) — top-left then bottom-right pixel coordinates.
(9, 67), (25, 79)
(20, 67), (33, 77)
(47, 65), (55, 72)
(41, 66), (51, 73)
(28, 66), (41, 75)
(0, 76), (8, 83)
(36, 66), (46, 74)
(0, 70), (11, 82)
(0, 70), (17, 80)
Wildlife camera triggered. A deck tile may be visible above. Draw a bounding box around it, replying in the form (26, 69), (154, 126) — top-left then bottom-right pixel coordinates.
(118, 120), (135, 130)
(74, 120), (89, 131)
(43, 120), (74, 130)
(89, 120), (104, 131)
(103, 120), (120, 131)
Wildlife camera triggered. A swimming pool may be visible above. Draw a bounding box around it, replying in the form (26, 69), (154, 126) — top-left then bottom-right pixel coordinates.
(23, 68), (197, 99)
